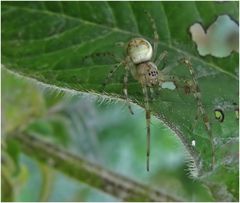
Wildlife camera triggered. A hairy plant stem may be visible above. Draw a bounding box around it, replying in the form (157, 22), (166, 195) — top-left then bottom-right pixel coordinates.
(10, 132), (181, 202)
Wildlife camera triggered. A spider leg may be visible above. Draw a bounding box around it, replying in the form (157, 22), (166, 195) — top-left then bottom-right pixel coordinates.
(160, 74), (204, 119)
(155, 51), (168, 68)
(149, 87), (155, 101)
(102, 62), (123, 88)
(115, 41), (126, 48)
(159, 71), (215, 168)
(145, 11), (159, 61)
(161, 60), (180, 75)
(123, 67), (134, 115)
(142, 84), (151, 171)
(191, 108), (200, 132)
(82, 52), (122, 64)
(180, 58), (215, 169)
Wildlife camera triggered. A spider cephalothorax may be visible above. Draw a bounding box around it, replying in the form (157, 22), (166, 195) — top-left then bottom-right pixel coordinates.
(135, 62), (159, 86)
(94, 11), (215, 171)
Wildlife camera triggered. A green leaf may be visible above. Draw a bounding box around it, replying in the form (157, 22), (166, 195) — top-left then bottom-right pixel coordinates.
(2, 1), (239, 200)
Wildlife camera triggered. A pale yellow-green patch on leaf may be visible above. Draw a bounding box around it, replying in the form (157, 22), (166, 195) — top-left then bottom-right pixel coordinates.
(214, 109), (224, 122)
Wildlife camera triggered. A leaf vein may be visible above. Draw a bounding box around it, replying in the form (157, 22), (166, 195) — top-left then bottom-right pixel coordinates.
(3, 4), (237, 79)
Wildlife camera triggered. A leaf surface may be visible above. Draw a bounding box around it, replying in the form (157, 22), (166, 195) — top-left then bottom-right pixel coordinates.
(2, 2), (239, 200)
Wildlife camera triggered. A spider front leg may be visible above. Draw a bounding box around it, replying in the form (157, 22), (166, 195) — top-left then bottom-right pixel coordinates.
(102, 61), (123, 88)
(142, 85), (151, 171)
(180, 58), (215, 169)
(123, 66), (134, 115)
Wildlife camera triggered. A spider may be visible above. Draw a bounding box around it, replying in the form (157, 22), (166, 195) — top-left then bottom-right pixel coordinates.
(85, 11), (215, 171)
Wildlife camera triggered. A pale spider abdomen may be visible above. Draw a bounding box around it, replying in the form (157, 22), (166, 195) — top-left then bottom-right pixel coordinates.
(127, 38), (153, 64)
(135, 62), (159, 86)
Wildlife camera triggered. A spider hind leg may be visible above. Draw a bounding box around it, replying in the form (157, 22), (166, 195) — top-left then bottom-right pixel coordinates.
(144, 10), (159, 61)
(82, 52), (122, 64)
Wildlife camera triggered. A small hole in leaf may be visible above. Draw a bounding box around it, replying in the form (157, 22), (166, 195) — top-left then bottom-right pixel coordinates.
(189, 15), (239, 57)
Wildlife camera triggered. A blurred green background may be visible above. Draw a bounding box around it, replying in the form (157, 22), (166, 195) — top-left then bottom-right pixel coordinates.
(2, 69), (214, 201)
(1, 1), (238, 202)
